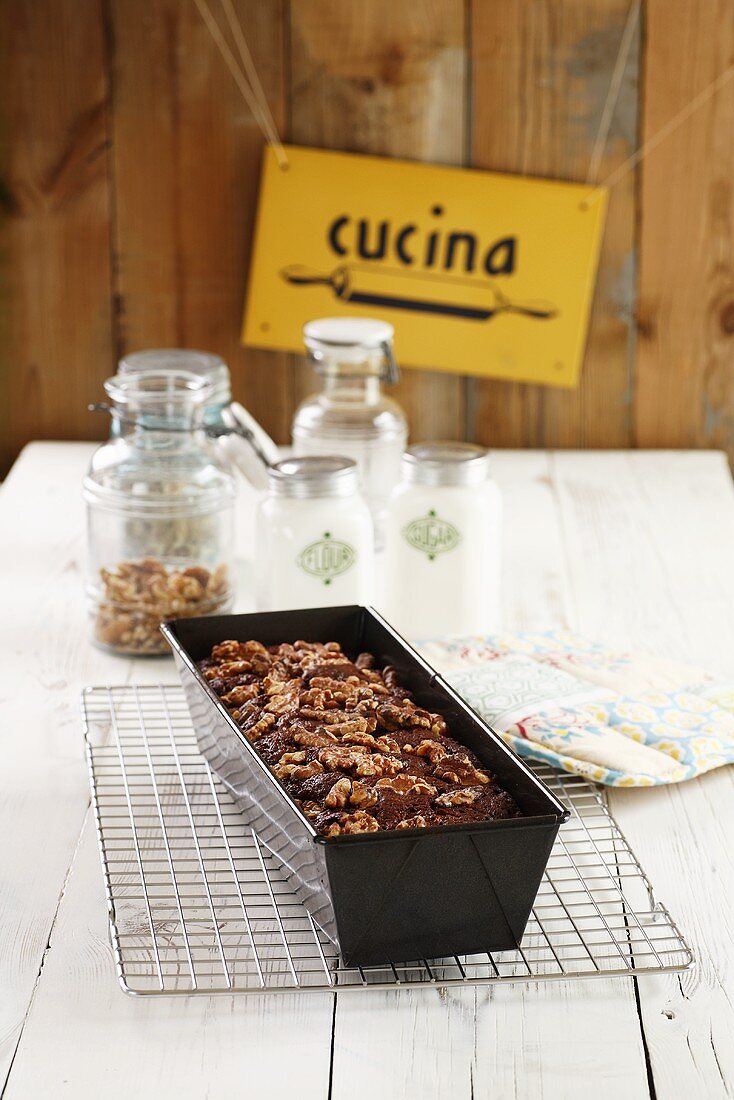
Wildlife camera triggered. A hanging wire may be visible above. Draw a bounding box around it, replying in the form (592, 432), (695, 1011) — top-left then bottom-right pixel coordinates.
(192, 0), (289, 168)
(586, 0), (642, 186)
(191, 0), (733, 203)
(218, 0), (286, 159)
(583, 61), (734, 206)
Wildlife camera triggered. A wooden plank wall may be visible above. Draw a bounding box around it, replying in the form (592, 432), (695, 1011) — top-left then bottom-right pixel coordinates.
(636, 0), (734, 456)
(2, 0), (733, 474)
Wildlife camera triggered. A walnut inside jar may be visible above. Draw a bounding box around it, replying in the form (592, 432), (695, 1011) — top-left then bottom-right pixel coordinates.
(94, 558), (230, 655)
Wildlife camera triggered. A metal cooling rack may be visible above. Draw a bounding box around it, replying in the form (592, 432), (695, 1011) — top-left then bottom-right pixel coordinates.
(82, 685), (693, 996)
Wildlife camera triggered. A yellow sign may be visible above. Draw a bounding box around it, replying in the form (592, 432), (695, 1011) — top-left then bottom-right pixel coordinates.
(242, 146), (607, 387)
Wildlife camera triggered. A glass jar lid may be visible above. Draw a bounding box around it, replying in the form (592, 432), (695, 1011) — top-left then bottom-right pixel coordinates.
(103, 369), (212, 430)
(118, 349), (232, 408)
(402, 442), (490, 487)
(303, 318), (399, 383)
(84, 370), (236, 515)
(268, 456), (359, 499)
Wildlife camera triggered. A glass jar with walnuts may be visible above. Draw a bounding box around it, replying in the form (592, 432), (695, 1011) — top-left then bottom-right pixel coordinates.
(84, 369), (236, 655)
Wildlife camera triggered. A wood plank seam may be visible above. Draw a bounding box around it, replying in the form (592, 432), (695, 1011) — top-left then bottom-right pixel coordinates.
(101, 0), (125, 367)
(2, 632), (138, 1098)
(326, 991), (337, 1100)
(0, 806), (90, 1099)
(633, 975), (658, 1100)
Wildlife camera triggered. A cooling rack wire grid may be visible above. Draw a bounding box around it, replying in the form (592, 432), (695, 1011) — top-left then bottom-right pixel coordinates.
(82, 685), (693, 996)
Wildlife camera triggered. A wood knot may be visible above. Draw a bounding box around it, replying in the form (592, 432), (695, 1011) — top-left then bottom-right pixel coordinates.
(720, 301), (734, 335)
(635, 310), (656, 340)
(381, 45), (406, 85)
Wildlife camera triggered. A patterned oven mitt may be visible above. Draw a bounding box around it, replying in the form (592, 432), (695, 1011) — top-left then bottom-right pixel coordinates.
(418, 631), (734, 786)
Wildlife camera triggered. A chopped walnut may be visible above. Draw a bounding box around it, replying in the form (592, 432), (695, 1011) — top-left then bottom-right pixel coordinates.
(377, 702), (436, 729)
(375, 774), (437, 796)
(95, 559), (230, 655)
(217, 660), (253, 678)
(299, 706), (351, 724)
(323, 682), (362, 706)
(317, 744), (404, 778)
(339, 729), (377, 748)
(331, 715), (371, 735)
(383, 665), (399, 687)
(355, 753), (404, 778)
(243, 714), (276, 741)
(324, 777), (352, 808)
(305, 676), (344, 691)
(324, 811), (380, 836)
(342, 811), (379, 833)
(375, 703), (412, 729)
(318, 745), (370, 772)
(222, 683), (260, 707)
(349, 781), (378, 809)
(292, 727), (339, 748)
(433, 757), (492, 785)
(263, 674), (287, 696)
(264, 693), (297, 716)
(435, 787), (482, 807)
(434, 766), (461, 783)
(415, 739), (448, 765)
(396, 815), (428, 830)
(278, 750), (306, 765)
(299, 800), (322, 818)
(299, 687), (340, 710)
(405, 708), (433, 730)
(211, 639), (243, 661)
(274, 758), (324, 780)
(354, 698), (380, 715)
(290, 761), (325, 781)
(360, 668), (383, 683)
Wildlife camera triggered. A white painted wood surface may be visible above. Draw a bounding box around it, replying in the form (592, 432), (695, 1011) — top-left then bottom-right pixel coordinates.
(1, 443), (733, 1099)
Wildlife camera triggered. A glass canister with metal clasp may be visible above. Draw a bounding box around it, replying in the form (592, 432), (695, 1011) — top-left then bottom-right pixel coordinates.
(84, 370), (237, 655)
(118, 348), (281, 561)
(292, 318), (408, 547)
(118, 348), (280, 487)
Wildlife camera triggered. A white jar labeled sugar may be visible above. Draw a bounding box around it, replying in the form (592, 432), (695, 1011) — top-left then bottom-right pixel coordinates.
(256, 457), (374, 611)
(381, 443), (502, 639)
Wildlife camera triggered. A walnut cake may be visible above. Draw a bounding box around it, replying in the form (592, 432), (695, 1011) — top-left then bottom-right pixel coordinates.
(198, 639), (522, 836)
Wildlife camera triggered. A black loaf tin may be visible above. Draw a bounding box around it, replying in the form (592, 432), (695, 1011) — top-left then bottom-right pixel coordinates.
(162, 606), (569, 967)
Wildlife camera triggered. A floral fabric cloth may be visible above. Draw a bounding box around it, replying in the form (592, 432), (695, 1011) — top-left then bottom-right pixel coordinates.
(418, 631), (734, 787)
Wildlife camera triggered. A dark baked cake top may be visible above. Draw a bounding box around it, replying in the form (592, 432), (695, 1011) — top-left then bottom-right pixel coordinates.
(198, 639), (522, 836)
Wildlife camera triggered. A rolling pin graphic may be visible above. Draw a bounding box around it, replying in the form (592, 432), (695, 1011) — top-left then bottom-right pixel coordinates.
(280, 264), (558, 322)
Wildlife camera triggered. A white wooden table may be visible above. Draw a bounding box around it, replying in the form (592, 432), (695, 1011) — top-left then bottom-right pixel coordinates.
(2, 443), (733, 1100)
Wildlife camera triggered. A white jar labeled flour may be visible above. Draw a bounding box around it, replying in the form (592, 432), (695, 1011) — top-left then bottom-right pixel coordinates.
(381, 443), (502, 638)
(256, 457), (374, 611)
